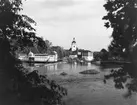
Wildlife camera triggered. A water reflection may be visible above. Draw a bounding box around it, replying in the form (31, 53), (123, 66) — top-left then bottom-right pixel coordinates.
(24, 62), (100, 76)
(45, 64), (57, 70)
(104, 63), (137, 98)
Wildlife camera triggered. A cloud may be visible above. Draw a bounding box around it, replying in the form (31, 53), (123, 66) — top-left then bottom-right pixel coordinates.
(29, 0), (105, 25)
(22, 0), (111, 51)
(39, 0), (75, 8)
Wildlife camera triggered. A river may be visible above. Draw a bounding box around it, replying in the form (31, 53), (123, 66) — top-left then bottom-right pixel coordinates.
(25, 62), (137, 105)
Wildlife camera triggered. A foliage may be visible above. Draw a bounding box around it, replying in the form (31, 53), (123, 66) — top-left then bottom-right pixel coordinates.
(103, 0), (137, 58)
(15, 69), (67, 105)
(0, 0), (36, 66)
(0, 0), (67, 105)
(93, 52), (101, 61)
(45, 39), (52, 51)
(93, 49), (108, 61)
(100, 48), (108, 61)
(104, 63), (137, 98)
(103, 0), (137, 97)
(51, 46), (66, 59)
(19, 37), (51, 54)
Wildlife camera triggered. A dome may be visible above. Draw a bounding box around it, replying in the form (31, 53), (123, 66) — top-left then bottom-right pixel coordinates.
(72, 40), (76, 43)
(72, 38), (76, 44)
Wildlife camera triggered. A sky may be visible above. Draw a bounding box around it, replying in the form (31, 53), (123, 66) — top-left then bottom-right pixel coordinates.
(22, 0), (112, 51)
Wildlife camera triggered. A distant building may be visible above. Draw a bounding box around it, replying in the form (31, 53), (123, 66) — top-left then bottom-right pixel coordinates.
(69, 51), (78, 59)
(69, 38), (93, 61)
(71, 38), (77, 52)
(28, 51), (50, 62)
(19, 50), (58, 63)
(78, 50), (93, 61)
(69, 38), (78, 59)
(48, 51), (58, 62)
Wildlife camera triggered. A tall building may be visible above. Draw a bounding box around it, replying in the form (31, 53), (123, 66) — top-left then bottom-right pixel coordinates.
(71, 38), (77, 52)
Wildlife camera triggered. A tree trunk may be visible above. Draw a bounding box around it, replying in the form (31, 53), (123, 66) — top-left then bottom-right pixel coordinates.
(0, 39), (10, 68)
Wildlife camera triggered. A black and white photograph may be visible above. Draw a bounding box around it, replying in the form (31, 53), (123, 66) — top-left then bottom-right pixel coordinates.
(0, 0), (137, 105)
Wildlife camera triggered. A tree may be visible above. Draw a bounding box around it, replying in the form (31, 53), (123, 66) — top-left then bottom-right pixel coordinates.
(0, 0), (36, 67)
(51, 46), (65, 59)
(0, 0), (67, 104)
(103, 0), (137, 59)
(34, 37), (48, 53)
(44, 39), (52, 53)
(100, 48), (108, 61)
(103, 1), (137, 97)
(104, 63), (137, 97)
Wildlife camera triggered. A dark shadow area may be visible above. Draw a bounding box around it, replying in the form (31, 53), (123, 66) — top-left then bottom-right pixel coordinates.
(104, 63), (137, 98)
(0, 0), (67, 104)
(0, 50), (67, 105)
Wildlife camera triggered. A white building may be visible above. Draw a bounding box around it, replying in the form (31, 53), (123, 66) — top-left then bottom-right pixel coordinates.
(28, 51), (50, 62)
(71, 38), (77, 52)
(77, 50), (93, 62)
(48, 51), (58, 62)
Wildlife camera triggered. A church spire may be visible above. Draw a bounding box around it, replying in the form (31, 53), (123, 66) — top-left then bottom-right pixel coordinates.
(72, 37), (76, 44)
(71, 37), (77, 51)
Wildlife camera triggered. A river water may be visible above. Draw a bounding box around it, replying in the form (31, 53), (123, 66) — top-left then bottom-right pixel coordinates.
(25, 62), (137, 105)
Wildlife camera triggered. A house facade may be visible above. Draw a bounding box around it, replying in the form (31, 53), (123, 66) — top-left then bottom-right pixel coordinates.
(19, 51), (58, 63)
(78, 50), (93, 62)
(48, 51), (58, 62)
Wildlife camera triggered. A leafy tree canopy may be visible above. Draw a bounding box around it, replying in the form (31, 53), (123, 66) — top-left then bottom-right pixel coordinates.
(0, 0), (67, 105)
(0, 0), (37, 64)
(103, 0), (137, 57)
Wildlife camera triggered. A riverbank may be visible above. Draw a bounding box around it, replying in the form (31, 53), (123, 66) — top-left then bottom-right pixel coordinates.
(91, 60), (131, 65)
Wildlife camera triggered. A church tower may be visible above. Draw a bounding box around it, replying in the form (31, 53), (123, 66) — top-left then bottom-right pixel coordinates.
(71, 38), (77, 52)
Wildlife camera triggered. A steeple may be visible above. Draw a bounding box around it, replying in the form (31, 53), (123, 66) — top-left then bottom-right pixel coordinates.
(71, 37), (77, 52)
(72, 38), (76, 44)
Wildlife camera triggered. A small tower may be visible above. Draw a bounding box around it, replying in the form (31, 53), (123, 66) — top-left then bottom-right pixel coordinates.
(71, 38), (77, 52)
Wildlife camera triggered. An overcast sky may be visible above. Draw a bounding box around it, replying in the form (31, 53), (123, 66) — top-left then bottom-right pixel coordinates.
(22, 0), (112, 51)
